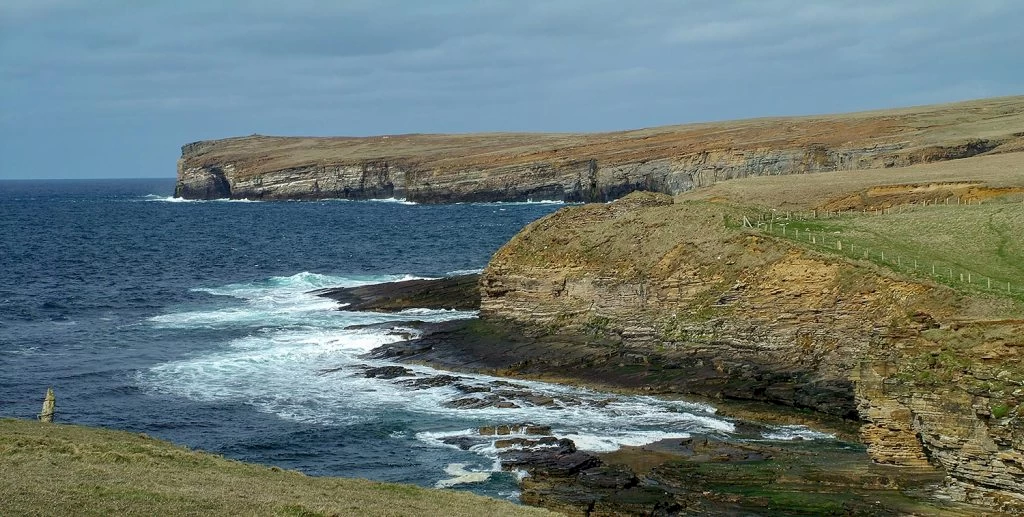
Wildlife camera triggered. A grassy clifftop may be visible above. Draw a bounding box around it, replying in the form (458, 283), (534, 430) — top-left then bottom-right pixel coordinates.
(183, 96), (1024, 178)
(0, 419), (552, 517)
(176, 96), (1024, 202)
(479, 153), (1024, 510)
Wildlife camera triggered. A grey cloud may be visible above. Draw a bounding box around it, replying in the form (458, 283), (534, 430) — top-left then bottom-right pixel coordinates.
(1, 0), (1022, 179)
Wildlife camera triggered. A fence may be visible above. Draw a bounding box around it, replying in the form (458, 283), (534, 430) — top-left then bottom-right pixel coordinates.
(741, 199), (1023, 298)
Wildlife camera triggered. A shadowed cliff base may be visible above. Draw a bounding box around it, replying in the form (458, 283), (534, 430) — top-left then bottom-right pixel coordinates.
(312, 274), (480, 312)
(355, 318), (982, 516)
(175, 96), (1024, 203)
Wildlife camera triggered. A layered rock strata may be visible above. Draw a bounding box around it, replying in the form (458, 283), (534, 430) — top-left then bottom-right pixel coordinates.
(175, 96), (1024, 202)
(478, 192), (1024, 513)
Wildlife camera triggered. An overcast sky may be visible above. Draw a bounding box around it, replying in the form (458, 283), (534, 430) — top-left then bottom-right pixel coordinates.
(1, 1), (1022, 179)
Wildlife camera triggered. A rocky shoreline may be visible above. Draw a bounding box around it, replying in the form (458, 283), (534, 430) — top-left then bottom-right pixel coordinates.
(313, 275), (1008, 515)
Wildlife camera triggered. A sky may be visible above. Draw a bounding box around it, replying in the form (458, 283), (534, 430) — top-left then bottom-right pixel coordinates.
(1, 1), (1022, 180)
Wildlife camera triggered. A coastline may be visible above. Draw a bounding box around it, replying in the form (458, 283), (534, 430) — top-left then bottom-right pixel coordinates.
(313, 275), (987, 515)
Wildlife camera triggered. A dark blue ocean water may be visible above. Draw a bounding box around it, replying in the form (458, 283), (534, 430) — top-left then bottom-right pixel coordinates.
(0, 179), (816, 500)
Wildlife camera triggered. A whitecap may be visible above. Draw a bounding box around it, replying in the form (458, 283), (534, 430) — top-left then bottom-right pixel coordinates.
(559, 430), (693, 452)
(143, 195), (197, 203)
(761, 425), (835, 441)
(368, 197), (417, 205)
(150, 272), (446, 329)
(457, 200), (575, 206)
(140, 270), (737, 479)
(446, 268), (484, 276)
(434, 463), (492, 488)
(142, 195), (260, 203)
(317, 197), (418, 205)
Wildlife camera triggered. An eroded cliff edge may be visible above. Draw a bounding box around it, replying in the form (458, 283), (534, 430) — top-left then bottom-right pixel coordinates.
(175, 96), (1024, 202)
(477, 163), (1024, 513)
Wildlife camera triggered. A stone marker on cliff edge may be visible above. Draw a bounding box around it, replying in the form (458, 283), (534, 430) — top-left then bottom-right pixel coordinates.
(39, 387), (55, 423)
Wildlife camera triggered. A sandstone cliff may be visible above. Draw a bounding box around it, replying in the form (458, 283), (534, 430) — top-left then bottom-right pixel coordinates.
(479, 157), (1024, 512)
(175, 96), (1024, 202)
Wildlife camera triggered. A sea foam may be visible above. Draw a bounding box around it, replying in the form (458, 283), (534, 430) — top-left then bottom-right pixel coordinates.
(139, 271), (830, 488)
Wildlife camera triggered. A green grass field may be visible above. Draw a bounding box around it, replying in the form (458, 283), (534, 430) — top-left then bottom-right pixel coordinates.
(748, 197), (1024, 302)
(0, 419), (552, 517)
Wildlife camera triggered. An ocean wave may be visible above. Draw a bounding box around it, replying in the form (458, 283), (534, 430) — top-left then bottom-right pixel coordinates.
(446, 268), (484, 276)
(141, 195), (260, 203)
(557, 431), (693, 453)
(315, 197), (418, 205)
(195, 271), (434, 297)
(435, 463), (493, 488)
(761, 425), (835, 441)
(138, 268), (836, 490)
(149, 272), (445, 329)
(457, 200), (574, 206)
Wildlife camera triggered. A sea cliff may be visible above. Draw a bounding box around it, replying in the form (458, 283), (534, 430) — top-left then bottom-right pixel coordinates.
(474, 154), (1024, 512)
(175, 96), (1024, 202)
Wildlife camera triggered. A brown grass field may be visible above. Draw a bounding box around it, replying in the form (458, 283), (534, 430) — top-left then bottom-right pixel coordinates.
(679, 153), (1024, 210)
(184, 96), (1024, 178)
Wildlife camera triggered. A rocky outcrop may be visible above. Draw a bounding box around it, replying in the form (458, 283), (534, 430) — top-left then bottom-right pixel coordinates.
(175, 96), (1024, 202)
(313, 274), (480, 312)
(477, 191), (1024, 512)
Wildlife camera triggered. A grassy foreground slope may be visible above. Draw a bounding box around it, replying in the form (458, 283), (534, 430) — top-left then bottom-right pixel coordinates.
(0, 419), (552, 517)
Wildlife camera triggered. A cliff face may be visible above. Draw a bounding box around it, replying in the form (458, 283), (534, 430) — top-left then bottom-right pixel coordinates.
(175, 96), (1024, 202)
(479, 188), (1024, 512)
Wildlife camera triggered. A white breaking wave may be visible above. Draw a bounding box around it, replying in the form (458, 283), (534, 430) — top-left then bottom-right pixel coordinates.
(457, 200), (574, 206)
(446, 268), (484, 276)
(139, 271), (834, 488)
(559, 431), (693, 453)
(142, 195), (259, 203)
(196, 271), (432, 295)
(143, 195), (195, 203)
(149, 272), (438, 329)
(317, 197), (418, 205)
(761, 425), (835, 441)
(368, 197), (417, 205)
(435, 463), (492, 488)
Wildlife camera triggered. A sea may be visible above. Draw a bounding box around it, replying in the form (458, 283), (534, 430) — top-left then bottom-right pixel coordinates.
(0, 179), (828, 501)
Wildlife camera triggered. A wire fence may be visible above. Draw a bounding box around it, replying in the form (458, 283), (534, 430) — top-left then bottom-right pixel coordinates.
(742, 199), (1024, 298)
